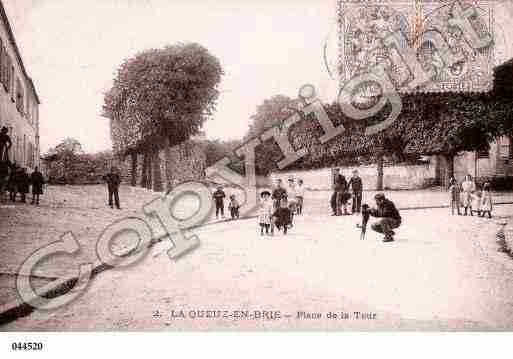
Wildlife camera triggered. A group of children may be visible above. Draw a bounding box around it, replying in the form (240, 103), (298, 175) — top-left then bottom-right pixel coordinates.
(257, 178), (305, 236)
(211, 177), (306, 236)
(449, 174), (493, 218)
(257, 191), (293, 236)
(212, 186), (240, 220)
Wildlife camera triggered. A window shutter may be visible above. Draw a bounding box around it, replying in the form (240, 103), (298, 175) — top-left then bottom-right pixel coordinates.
(6, 56), (11, 94)
(2, 49), (6, 91)
(0, 38), (3, 85)
(16, 77), (24, 114)
(477, 149), (489, 159)
(4, 54), (9, 92)
(11, 64), (15, 100)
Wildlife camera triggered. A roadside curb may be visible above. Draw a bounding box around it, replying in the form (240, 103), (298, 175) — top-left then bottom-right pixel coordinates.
(2, 201), (513, 327)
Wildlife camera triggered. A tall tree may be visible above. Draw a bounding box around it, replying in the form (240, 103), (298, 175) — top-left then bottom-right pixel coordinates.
(243, 95), (300, 175)
(103, 43), (223, 191)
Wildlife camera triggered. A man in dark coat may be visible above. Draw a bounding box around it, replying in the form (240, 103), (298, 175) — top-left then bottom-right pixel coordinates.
(332, 169), (349, 215)
(0, 159), (9, 201)
(271, 179), (287, 210)
(7, 162), (17, 202)
(103, 167), (121, 209)
(368, 193), (401, 242)
(30, 166), (45, 205)
(0, 126), (12, 162)
(17, 167), (30, 203)
(348, 169), (363, 214)
(212, 185), (226, 219)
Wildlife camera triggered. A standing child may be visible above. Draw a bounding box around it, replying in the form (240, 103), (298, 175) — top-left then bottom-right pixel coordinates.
(228, 194), (240, 219)
(448, 177), (461, 215)
(295, 179), (305, 215)
(470, 190), (482, 217)
(258, 191), (273, 236)
(480, 182), (493, 218)
(213, 185), (226, 219)
(461, 174), (476, 216)
(272, 198), (292, 235)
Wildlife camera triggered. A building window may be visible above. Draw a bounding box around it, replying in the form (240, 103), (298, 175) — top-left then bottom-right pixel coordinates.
(477, 148), (489, 159)
(10, 64), (14, 100)
(16, 77), (24, 114)
(499, 136), (510, 159)
(23, 134), (26, 165)
(4, 54), (10, 92)
(0, 38), (3, 86)
(510, 136), (513, 159)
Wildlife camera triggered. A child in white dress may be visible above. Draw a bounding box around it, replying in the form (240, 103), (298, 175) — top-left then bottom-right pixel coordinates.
(480, 183), (493, 218)
(258, 191), (273, 236)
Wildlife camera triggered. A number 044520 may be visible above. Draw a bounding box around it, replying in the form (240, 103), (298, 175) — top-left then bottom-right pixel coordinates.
(11, 342), (43, 351)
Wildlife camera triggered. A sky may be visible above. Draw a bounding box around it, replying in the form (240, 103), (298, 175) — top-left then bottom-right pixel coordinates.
(3, 0), (513, 154)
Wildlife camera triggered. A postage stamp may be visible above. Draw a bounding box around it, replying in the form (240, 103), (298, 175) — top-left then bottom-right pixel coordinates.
(337, 0), (495, 92)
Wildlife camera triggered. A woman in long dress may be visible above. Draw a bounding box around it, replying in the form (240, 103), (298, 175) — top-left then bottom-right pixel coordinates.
(461, 174), (476, 216)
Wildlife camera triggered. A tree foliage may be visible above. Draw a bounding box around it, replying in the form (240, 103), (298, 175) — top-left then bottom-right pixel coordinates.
(43, 139), (116, 184)
(103, 43), (223, 155)
(242, 89), (513, 175)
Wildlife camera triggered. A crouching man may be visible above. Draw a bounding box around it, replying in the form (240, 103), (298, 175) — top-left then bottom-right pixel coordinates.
(368, 193), (401, 243)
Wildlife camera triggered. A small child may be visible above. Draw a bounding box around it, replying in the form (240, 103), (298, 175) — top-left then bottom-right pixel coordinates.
(295, 179), (305, 215)
(258, 191), (273, 236)
(470, 190), (482, 217)
(272, 198), (292, 235)
(213, 185), (226, 219)
(461, 175), (476, 216)
(448, 177), (461, 216)
(480, 182), (493, 218)
(228, 194), (240, 219)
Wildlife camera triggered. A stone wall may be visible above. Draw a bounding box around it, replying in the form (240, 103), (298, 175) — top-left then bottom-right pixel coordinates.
(270, 162), (436, 191)
(121, 140), (206, 192)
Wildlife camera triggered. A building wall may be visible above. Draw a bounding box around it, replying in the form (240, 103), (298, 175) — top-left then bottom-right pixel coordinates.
(0, 2), (39, 171)
(453, 137), (513, 182)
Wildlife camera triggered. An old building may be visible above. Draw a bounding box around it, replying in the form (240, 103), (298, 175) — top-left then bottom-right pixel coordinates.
(0, 1), (40, 170)
(451, 59), (513, 183)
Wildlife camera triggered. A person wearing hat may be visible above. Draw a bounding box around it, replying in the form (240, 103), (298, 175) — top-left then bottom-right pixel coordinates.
(367, 193), (401, 242)
(212, 185), (226, 219)
(258, 190), (273, 236)
(0, 126), (12, 162)
(103, 166), (122, 209)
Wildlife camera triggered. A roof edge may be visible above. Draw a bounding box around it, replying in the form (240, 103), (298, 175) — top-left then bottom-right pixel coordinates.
(0, 0), (40, 104)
